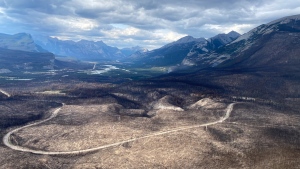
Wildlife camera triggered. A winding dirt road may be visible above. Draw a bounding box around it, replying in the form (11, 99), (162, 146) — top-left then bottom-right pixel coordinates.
(3, 102), (236, 155)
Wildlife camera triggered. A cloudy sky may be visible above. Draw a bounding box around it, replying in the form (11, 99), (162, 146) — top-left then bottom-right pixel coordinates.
(0, 0), (299, 49)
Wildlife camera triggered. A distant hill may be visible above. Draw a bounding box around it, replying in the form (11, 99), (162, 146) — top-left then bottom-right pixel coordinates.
(0, 33), (46, 52)
(0, 48), (54, 71)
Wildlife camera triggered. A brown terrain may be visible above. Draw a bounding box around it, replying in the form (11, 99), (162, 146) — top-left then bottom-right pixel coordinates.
(0, 81), (300, 169)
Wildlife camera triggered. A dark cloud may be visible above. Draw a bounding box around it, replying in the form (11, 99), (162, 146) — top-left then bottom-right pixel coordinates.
(75, 9), (102, 19)
(0, 0), (299, 49)
(1, 0), (68, 14)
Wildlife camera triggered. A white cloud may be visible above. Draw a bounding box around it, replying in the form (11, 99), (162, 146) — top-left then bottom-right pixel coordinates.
(99, 26), (186, 49)
(0, 0), (299, 49)
(102, 27), (140, 38)
(203, 23), (255, 34)
(46, 17), (98, 32)
(153, 30), (186, 42)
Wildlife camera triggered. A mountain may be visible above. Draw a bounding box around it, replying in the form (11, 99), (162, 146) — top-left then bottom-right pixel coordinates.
(0, 33), (93, 72)
(0, 33), (46, 52)
(180, 15), (300, 70)
(132, 32), (240, 67)
(130, 36), (207, 67)
(208, 31), (241, 49)
(34, 37), (127, 61)
(181, 31), (240, 67)
(215, 14), (300, 70)
(161, 14), (300, 100)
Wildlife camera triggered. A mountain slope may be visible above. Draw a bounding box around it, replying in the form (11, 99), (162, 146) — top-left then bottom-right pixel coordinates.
(217, 14), (300, 70)
(0, 33), (46, 52)
(159, 14), (300, 100)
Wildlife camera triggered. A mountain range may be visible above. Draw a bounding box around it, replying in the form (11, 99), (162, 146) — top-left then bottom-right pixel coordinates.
(0, 14), (299, 74)
(0, 31), (240, 68)
(35, 31), (239, 65)
(0, 31), (241, 65)
(129, 31), (240, 67)
(33, 36), (147, 61)
(0, 33), (148, 62)
(158, 14), (300, 101)
(34, 37), (123, 61)
(163, 14), (300, 72)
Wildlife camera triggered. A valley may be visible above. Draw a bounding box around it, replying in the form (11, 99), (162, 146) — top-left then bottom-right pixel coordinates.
(0, 67), (300, 168)
(0, 62), (168, 85)
(0, 13), (300, 169)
